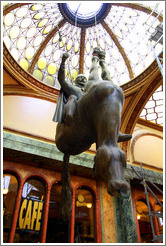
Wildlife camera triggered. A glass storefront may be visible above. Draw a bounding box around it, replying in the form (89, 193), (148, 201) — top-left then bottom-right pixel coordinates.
(14, 178), (46, 243)
(136, 199), (153, 243)
(74, 187), (95, 243)
(3, 174), (18, 243)
(46, 181), (70, 243)
(3, 170), (98, 243)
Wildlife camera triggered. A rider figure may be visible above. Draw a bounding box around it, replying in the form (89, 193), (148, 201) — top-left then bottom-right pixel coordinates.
(58, 53), (87, 126)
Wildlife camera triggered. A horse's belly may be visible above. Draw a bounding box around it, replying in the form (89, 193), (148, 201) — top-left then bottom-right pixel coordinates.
(84, 80), (124, 103)
(56, 122), (94, 155)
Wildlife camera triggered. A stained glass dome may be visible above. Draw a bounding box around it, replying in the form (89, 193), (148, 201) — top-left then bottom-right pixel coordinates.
(3, 2), (163, 125)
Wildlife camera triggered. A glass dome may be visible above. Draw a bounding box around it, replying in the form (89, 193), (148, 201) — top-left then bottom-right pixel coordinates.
(66, 2), (103, 19)
(3, 2), (163, 125)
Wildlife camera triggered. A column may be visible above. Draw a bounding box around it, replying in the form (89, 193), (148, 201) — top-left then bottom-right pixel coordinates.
(95, 179), (102, 243)
(8, 183), (23, 243)
(41, 187), (51, 243)
(70, 190), (76, 243)
(113, 179), (138, 243)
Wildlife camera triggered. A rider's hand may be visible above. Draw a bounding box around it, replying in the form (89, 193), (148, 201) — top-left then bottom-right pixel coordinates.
(62, 53), (69, 62)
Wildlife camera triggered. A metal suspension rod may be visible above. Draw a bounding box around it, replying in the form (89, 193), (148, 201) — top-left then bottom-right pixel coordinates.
(146, 184), (163, 207)
(147, 180), (163, 195)
(94, 15), (99, 46)
(142, 179), (157, 242)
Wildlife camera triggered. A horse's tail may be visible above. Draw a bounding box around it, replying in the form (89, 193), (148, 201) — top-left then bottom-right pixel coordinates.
(61, 154), (72, 220)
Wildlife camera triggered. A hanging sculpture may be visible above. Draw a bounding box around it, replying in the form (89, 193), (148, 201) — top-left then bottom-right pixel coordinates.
(53, 47), (132, 219)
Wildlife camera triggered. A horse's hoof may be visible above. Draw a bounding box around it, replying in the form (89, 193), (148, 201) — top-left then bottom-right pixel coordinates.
(93, 47), (100, 57)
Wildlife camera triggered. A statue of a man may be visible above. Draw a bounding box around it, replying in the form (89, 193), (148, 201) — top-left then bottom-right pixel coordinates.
(53, 53), (87, 125)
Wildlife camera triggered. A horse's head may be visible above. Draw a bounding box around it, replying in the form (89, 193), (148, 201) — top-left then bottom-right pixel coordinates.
(107, 147), (129, 197)
(94, 145), (129, 198)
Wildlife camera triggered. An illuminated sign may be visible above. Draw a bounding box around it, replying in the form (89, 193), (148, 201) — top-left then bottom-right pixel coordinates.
(19, 199), (43, 231)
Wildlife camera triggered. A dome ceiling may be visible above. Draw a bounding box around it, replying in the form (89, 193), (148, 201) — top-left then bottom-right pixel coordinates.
(3, 2), (163, 125)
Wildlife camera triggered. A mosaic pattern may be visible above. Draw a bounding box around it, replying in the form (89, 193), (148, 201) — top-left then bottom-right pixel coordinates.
(140, 85), (163, 125)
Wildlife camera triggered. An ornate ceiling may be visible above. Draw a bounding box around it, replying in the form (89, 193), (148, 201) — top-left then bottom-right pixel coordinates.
(3, 2), (163, 125)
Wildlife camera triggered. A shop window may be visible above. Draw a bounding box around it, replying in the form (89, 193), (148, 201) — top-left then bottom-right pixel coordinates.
(46, 181), (70, 243)
(14, 178), (46, 243)
(136, 199), (153, 243)
(155, 202), (163, 234)
(74, 187), (95, 243)
(3, 173), (18, 243)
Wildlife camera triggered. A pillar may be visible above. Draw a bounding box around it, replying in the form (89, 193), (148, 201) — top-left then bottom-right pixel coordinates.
(70, 190), (76, 243)
(41, 187), (51, 243)
(8, 183), (23, 243)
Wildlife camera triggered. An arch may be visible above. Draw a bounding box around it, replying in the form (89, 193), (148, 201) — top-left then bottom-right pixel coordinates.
(74, 185), (97, 243)
(75, 183), (97, 199)
(120, 68), (162, 154)
(50, 178), (75, 192)
(46, 180), (71, 243)
(3, 172), (20, 243)
(13, 176), (47, 243)
(135, 197), (154, 243)
(3, 167), (22, 185)
(130, 132), (163, 168)
(23, 173), (49, 189)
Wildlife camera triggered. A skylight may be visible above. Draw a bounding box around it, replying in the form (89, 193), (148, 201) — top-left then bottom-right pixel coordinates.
(67, 2), (103, 19)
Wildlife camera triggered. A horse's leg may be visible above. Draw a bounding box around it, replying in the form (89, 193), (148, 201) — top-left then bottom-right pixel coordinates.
(88, 48), (100, 81)
(99, 54), (112, 81)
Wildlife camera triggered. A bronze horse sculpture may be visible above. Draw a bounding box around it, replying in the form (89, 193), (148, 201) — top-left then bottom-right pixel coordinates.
(54, 48), (132, 219)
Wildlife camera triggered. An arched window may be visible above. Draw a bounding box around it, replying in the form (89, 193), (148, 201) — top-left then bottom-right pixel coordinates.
(46, 181), (70, 243)
(74, 186), (96, 243)
(136, 199), (153, 243)
(14, 178), (46, 243)
(3, 173), (18, 243)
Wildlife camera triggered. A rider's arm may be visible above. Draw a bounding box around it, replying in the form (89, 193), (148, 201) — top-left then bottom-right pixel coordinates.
(58, 53), (80, 98)
(58, 53), (69, 90)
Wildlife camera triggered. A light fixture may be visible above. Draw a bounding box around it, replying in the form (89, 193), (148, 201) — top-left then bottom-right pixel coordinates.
(86, 203), (92, 208)
(137, 214), (141, 220)
(3, 188), (9, 194)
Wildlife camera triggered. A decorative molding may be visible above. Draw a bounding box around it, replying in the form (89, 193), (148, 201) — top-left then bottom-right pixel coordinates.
(3, 42), (162, 104)
(137, 118), (163, 131)
(122, 72), (162, 134)
(122, 59), (161, 96)
(3, 131), (163, 184)
(130, 132), (163, 167)
(3, 43), (59, 97)
(120, 71), (162, 157)
(125, 164), (163, 185)
(3, 85), (58, 103)
(3, 3), (28, 15)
